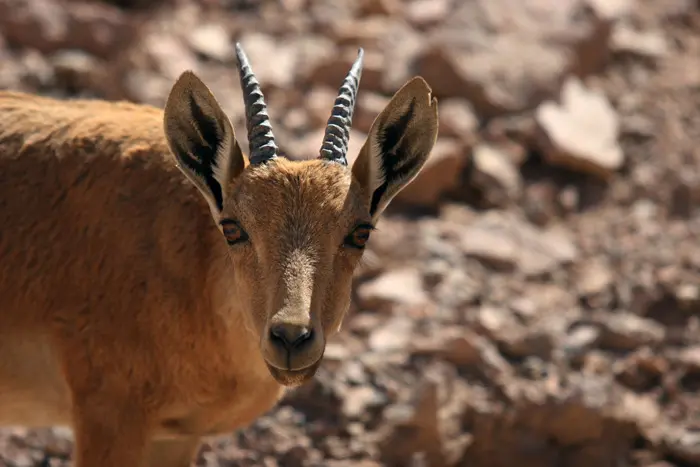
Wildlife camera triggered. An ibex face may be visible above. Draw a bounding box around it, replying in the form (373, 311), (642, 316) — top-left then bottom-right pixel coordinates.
(163, 44), (439, 387)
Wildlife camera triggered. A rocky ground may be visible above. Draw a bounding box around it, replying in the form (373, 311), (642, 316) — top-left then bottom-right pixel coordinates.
(1, 0), (700, 465)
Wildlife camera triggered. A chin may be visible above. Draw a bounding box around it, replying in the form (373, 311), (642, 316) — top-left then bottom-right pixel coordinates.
(265, 358), (323, 387)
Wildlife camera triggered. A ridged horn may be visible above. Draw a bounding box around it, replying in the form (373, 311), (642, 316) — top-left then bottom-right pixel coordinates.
(234, 42), (278, 165)
(319, 48), (364, 166)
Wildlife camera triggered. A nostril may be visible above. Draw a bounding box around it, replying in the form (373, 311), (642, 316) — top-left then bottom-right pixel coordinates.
(269, 324), (314, 350)
(295, 327), (313, 346)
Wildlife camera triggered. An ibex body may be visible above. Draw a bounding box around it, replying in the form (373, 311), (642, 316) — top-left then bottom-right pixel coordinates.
(0, 44), (438, 467)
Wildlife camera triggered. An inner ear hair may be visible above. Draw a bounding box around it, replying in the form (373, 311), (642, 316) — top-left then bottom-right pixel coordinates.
(352, 76), (439, 220)
(369, 97), (418, 215)
(164, 71), (245, 213)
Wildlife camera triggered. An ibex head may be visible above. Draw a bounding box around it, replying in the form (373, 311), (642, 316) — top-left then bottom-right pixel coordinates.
(163, 43), (438, 387)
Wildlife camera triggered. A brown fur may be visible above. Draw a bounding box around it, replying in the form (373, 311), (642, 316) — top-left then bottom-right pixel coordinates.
(0, 72), (438, 467)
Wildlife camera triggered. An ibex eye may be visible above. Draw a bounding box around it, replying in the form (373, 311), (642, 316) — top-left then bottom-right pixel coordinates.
(220, 220), (249, 246)
(344, 223), (374, 249)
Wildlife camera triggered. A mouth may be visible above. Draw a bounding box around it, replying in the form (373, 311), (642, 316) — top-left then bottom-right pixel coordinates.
(264, 357), (323, 387)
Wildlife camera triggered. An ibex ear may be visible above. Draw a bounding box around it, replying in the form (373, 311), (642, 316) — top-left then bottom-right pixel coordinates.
(164, 71), (246, 215)
(351, 77), (439, 221)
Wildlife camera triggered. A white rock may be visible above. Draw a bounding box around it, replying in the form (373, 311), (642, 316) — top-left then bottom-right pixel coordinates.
(611, 24), (668, 59)
(187, 23), (232, 62)
(437, 98), (479, 141)
(236, 33), (297, 88)
(368, 316), (415, 352)
(357, 268), (429, 311)
(535, 77), (624, 179)
(585, 0), (635, 20)
(459, 211), (579, 275)
(472, 143), (523, 206)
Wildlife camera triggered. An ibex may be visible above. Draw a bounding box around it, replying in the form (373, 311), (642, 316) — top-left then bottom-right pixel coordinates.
(0, 43), (438, 466)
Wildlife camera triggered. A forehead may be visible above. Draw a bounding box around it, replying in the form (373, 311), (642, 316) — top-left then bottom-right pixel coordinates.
(224, 158), (365, 229)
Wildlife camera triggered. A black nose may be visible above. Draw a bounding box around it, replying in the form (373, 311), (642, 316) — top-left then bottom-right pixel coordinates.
(269, 323), (314, 350)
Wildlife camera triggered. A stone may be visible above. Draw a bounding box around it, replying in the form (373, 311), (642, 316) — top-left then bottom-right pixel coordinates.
(355, 92), (390, 133)
(358, 0), (401, 16)
(368, 316), (415, 352)
(0, 0), (133, 58)
(618, 391), (662, 428)
(432, 268), (481, 311)
(342, 386), (387, 419)
(615, 349), (669, 391)
(564, 325), (601, 355)
(458, 212), (578, 275)
(50, 49), (99, 92)
(437, 98), (479, 142)
(394, 138), (466, 208)
(357, 268), (428, 312)
(438, 330), (513, 378)
(673, 346), (700, 373)
(124, 69), (172, 105)
(611, 24), (668, 59)
(471, 306), (516, 339)
(187, 23), (233, 62)
(575, 259), (614, 297)
(236, 32), (297, 88)
(535, 77), (624, 179)
(305, 86), (340, 128)
(281, 107), (310, 133)
(331, 17), (387, 49)
(458, 221), (519, 271)
(143, 32), (199, 81)
(662, 427), (700, 465)
(415, 43), (562, 117)
(596, 312), (666, 351)
(471, 143), (523, 207)
(292, 34), (337, 83)
(585, 0), (635, 20)
(405, 0), (452, 28)
(380, 20), (425, 93)
(306, 47), (384, 92)
(379, 379), (447, 466)
(499, 329), (556, 360)
(416, 0), (612, 117)
(518, 226), (579, 276)
(282, 128), (366, 163)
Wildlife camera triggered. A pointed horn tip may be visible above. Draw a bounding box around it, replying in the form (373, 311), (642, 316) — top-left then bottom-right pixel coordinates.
(355, 48), (364, 66)
(234, 42), (249, 66)
(350, 48), (364, 75)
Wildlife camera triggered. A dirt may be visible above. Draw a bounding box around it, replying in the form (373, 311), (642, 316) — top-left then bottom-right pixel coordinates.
(1, 0), (699, 466)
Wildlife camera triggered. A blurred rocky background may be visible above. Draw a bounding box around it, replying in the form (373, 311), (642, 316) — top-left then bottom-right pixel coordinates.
(1, 0), (700, 465)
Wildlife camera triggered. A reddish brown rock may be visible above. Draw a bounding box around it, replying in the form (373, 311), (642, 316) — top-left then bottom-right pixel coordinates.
(394, 138), (467, 208)
(0, 0), (134, 58)
(416, 0), (613, 117)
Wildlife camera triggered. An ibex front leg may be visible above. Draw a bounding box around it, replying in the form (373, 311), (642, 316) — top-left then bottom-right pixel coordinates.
(71, 397), (151, 467)
(148, 436), (201, 467)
